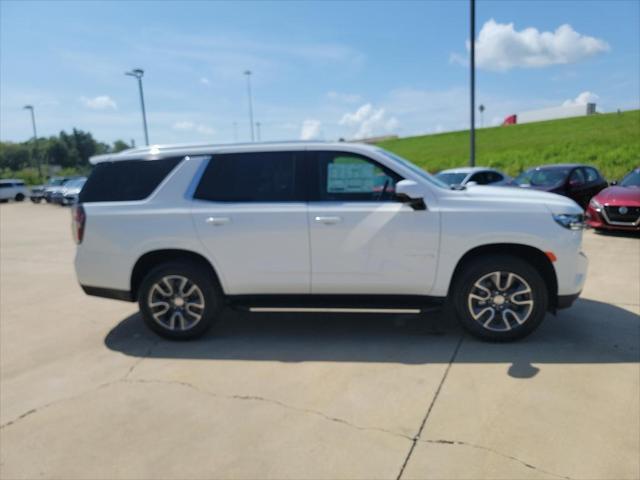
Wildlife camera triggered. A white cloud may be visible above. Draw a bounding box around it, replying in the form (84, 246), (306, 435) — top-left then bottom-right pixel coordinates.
(339, 103), (399, 139)
(326, 91), (362, 103)
(300, 119), (322, 140)
(172, 121), (215, 136)
(562, 91), (599, 106)
(80, 95), (117, 110)
(200, 77), (211, 86)
(452, 19), (609, 71)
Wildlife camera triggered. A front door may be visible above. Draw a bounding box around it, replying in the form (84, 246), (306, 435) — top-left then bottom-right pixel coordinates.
(192, 151), (310, 295)
(307, 151), (439, 295)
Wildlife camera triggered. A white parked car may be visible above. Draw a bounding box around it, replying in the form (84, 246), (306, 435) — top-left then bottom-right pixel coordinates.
(0, 179), (30, 202)
(74, 142), (587, 341)
(436, 167), (512, 187)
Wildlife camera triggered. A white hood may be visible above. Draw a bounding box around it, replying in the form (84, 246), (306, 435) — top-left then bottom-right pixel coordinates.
(461, 185), (582, 213)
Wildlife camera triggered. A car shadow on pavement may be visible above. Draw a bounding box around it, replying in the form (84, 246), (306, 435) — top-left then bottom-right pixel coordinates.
(105, 298), (639, 378)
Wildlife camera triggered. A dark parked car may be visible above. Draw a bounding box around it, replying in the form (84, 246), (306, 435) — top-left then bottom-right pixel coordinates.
(586, 167), (640, 233)
(512, 164), (608, 209)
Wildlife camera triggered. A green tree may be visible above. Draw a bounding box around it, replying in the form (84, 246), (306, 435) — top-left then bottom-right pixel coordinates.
(112, 140), (130, 153)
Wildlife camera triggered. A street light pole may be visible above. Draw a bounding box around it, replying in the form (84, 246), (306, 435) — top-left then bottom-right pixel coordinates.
(244, 70), (255, 142)
(125, 68), (149, 145)
(469, 0), (476, 167)
(23, 105), (43, 179)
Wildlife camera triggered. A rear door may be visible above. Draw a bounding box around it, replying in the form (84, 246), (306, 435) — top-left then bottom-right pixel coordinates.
(191, 151), (310, 295)
(307, 150), (439, 295)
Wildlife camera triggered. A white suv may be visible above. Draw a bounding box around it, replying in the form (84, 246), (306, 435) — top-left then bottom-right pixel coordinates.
(74, 142), (587, 341)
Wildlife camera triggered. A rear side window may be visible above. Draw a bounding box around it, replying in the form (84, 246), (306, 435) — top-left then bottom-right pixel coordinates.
(584, 167), (601, 183)
(79, 157), (182, 202)
(194, 151), (303, 202)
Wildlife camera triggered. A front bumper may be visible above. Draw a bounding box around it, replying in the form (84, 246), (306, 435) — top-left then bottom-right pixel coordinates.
(586, 205), (640, 232)
(557, 291), (581, 309)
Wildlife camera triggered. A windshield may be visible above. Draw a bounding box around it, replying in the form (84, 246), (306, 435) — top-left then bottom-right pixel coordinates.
(376, 148), (449, 189)
(620, 169), (640, 187)
(436, 172), (468, 185)
(514, 168), (569, 187)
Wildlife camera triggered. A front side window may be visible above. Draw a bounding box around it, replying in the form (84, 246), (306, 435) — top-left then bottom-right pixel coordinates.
(194, 151), (302, 202)
(436, 172), (468, 185)
(314, 152), (401, 201)
(470, 172), (491, 185)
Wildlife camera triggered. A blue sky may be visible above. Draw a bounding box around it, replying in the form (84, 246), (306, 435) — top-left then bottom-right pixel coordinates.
(1, 0), (638, 145)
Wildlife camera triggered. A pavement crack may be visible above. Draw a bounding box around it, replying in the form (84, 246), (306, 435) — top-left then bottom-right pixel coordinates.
(396, 334), (464, 480)
(123, 378), (413, 441)
(0, 381), (117, 430)
(123, 339), (159, 380)
(420, 438), (574, 480)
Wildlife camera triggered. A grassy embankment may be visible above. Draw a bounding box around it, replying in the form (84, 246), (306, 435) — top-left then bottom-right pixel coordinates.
(378, 109), (640, 180)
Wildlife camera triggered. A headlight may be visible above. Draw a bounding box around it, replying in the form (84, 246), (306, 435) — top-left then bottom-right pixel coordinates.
(589, 198), (602, 211)
(553, 213), (586, 230)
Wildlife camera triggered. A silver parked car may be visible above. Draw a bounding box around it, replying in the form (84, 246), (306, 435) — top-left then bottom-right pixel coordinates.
(436, 167), (512, 187)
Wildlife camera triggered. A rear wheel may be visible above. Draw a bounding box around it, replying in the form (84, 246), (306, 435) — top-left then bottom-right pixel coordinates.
(138, 262), (222, 340)
(15, 193), (25, 201)
(451, 255), (548, 341)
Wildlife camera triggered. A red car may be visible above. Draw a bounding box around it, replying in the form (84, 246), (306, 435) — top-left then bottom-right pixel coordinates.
(586, 167), (640, 232)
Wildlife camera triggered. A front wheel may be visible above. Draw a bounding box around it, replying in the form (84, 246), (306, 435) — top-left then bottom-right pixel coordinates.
(138, 262), (222, 340)
(451, 255), (548, 341)
(15, 193), (25, 202)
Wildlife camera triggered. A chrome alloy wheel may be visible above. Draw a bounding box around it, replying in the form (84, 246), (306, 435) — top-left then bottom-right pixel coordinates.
(147, 275), (205, 331)
(467, 271), (534, 332)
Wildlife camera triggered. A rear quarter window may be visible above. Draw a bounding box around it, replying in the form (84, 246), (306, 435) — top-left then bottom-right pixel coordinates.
(79, 157), (182, 203)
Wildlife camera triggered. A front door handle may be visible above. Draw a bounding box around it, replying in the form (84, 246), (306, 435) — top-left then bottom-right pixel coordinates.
(206, 216), (231, 226)
(314, 216), (342, 225)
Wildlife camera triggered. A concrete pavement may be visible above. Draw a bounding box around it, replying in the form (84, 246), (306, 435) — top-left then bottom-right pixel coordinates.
(1, 202), (638, 479)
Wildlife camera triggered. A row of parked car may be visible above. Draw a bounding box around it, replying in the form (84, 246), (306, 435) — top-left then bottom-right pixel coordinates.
(28, 176), (87, 205)
(435, 164), (640, 233)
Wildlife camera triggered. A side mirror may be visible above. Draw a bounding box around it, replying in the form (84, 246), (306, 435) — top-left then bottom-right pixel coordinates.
(568, 179), (582, 189)
(465, 181), (478, 187)
(395, 179), (426, 210)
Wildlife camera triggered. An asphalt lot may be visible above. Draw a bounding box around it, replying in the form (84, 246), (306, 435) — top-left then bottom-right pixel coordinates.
(1, 202), (638, 480)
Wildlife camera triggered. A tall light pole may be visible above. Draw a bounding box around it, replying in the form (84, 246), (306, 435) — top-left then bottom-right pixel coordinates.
(256, 121), (261, 142)
(469, 0), (476, 167)
(244, 70), (255, 142)
(125, 68), (149, 145)
(23, 105), (43, 179)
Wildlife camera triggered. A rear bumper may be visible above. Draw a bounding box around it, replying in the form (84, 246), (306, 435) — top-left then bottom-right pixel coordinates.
(81, 285), (134, 302)
(557, 291), (581, 309)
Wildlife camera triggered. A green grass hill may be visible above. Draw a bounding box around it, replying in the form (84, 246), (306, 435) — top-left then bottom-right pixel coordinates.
(378, 109), (640, 180)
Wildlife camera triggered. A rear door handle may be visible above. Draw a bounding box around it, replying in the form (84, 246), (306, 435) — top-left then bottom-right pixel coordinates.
(314, 216), (342, 225)
(205, 216), (231, 226)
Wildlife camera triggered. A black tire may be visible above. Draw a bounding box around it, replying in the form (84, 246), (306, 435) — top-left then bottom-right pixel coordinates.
(15, 193), (25, 202)
(450, 255), (548, 342)
(138, 261), (223, 340)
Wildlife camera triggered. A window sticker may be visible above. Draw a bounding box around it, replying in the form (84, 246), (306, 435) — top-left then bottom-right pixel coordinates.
(327, 163), (375, 193)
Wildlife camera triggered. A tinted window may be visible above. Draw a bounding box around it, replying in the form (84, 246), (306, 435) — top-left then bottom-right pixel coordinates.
(80, 157), (182, 203)
(485, 171), (503, 183)
(584, 167), (600, 183)
(314, 151), (401, 201)
(194, 151), (302, 202)
(470, 172), (492, 185)
(569, 168), (586, 185)
(0, 183), (11, 189)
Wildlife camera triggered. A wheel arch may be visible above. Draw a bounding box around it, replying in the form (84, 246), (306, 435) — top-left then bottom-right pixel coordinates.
(131, 249), (223, 301)
(448, 243), (558, 311)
